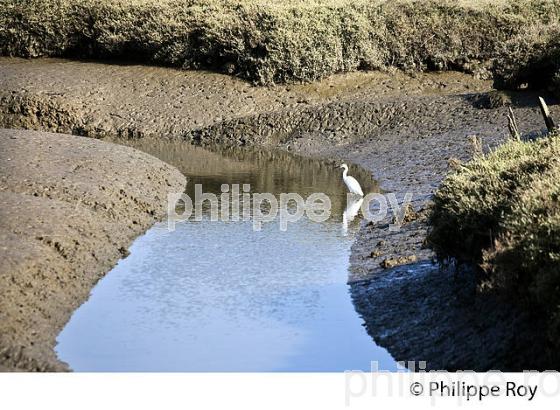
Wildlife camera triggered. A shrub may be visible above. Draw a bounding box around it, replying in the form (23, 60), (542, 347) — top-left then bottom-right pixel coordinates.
(428, 135), (559, 265)
(484, 162), (560, 339)
(428, 133), (560, 342)
(2, 0), (560, 84)
(493, 24), (560, 97)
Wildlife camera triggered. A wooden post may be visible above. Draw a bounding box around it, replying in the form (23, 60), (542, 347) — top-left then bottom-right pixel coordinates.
(507, 107), (521, 141)
(538, 96), (556, 132)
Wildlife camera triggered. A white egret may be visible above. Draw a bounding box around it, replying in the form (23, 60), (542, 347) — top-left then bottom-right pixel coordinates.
(339, 163), (364, 196)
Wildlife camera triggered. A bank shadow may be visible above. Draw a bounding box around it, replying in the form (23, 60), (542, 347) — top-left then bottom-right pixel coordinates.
(463, 89), (559, 110)
(349, 257), (558, 371)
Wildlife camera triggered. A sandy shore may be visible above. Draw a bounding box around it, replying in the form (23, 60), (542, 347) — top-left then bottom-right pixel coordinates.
(1, 57), (559, 370)
(0, 129), (185, 371)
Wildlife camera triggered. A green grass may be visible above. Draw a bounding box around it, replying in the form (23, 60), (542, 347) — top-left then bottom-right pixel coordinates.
(2, 0), (560, 84)
(428, 133), (560, 342)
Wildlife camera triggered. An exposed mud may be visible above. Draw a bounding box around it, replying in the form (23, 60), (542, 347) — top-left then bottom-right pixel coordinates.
(1, 57), (559, 370)
(0, 128), (185, 371)
(0, 58), (490, 144)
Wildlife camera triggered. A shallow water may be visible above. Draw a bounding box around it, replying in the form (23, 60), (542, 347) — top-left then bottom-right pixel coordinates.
(56, 140), (399, 371)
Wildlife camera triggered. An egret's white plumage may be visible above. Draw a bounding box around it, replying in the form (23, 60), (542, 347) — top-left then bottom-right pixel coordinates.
(340, 164), (364, 196)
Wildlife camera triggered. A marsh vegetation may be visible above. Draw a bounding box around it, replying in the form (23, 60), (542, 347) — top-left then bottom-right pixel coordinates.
(429, 128), (560, 347)
(2, 0), (560, 86)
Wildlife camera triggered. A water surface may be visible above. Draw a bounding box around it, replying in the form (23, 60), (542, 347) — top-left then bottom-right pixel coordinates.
(56, 140), (398, 371)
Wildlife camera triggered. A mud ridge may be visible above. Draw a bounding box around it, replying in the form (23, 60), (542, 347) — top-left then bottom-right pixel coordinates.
(0, 129), (186, 371)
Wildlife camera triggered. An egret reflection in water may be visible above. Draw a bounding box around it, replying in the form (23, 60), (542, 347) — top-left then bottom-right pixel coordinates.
(342, 196), (364, 236)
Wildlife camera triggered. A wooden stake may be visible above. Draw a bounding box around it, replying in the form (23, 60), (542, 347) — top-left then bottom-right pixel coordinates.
(538, 96), (556, 132)
(507, 107), (521, 141)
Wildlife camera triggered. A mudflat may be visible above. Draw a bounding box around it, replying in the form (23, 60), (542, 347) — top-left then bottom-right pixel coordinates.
(0, 57), (491, 142)
(1, 57), (559, 370)
(0, 128), (185, 371)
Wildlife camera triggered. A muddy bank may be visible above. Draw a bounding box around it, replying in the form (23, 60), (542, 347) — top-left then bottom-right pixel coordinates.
(0, 58), (492, 144)
(0, 129), (185, 371)
(1, 58), (559, 370)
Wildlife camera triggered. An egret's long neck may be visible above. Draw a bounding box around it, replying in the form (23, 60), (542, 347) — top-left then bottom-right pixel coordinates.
(342, 168), (348, 178)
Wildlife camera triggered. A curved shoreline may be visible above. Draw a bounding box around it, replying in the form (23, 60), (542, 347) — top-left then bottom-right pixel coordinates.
(1, 58), (559, 371)
(0, 129), (186, 371)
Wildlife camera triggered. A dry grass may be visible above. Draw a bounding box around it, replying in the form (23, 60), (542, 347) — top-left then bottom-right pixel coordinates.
(2, 0), (560, 84)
